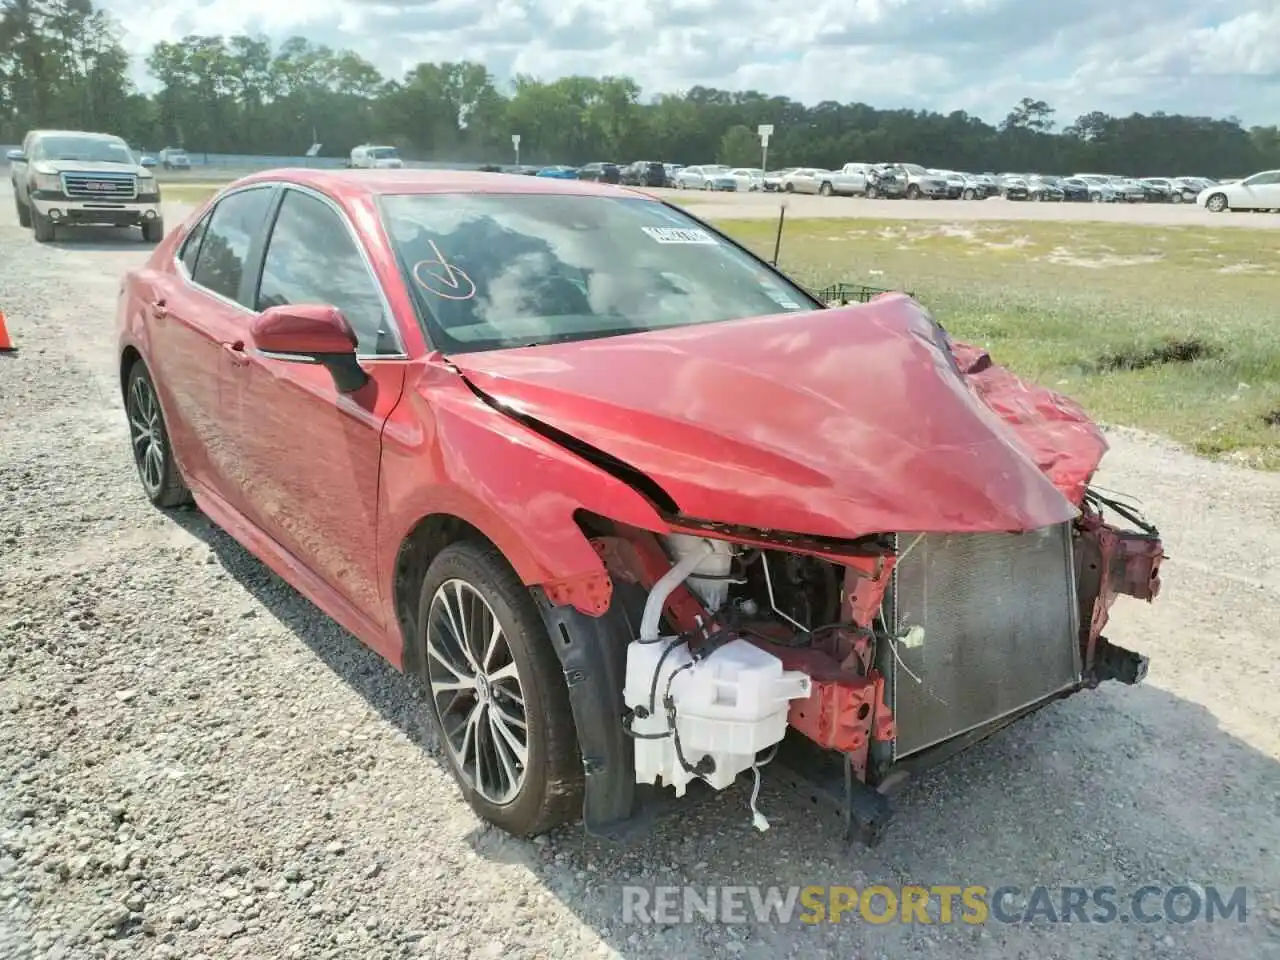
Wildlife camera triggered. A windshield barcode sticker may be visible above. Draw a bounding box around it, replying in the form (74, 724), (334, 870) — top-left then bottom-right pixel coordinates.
(641, 226), (717, 245)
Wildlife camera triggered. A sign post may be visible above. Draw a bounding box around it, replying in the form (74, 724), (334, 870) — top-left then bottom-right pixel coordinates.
(512, 133), (521, 167)
(757, 124), (774, 173)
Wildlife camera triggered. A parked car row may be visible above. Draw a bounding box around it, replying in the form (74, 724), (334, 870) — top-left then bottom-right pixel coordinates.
(452, 159), (1280, 213)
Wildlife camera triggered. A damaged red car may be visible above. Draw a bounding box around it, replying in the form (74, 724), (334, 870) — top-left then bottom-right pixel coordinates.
(116, 170), (1164, 841)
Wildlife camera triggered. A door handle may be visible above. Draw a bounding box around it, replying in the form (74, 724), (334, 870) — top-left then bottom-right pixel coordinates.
(222, 340), (250, 366)
(150, 298), (167, 320)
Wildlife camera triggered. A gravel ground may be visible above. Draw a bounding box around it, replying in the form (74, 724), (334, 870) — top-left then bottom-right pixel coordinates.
(1, 182), (1278, 960)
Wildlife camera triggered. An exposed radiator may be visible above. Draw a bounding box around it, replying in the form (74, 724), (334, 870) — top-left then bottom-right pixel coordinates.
(883, 523), (1081, 759)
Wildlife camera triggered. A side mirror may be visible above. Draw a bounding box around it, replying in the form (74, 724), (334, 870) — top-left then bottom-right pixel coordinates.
(6, 150), (25, 163)
(249, 304), (369, 394)
(139, 156), (157, 168)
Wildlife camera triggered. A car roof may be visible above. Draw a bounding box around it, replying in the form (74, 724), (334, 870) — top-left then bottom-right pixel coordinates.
(229, 167), (654, 201)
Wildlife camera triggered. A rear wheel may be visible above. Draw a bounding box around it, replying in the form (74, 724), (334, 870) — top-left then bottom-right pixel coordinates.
(906, 184), (921, 199)
(125, 362), (192, 508)
(15, 195), (31, 228)
(417, 541), (582, 837)
(819, 181), (833, 197)
(962, 188), (975, 200)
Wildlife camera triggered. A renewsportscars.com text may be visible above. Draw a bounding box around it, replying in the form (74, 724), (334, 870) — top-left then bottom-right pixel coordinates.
(621, 884), (1249, 926)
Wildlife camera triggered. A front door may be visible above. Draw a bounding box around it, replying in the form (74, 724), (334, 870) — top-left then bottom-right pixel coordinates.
(227, 186), (409, 624)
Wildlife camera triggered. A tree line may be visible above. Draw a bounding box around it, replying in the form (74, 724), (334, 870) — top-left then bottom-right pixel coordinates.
(3, 0), (1279, 177)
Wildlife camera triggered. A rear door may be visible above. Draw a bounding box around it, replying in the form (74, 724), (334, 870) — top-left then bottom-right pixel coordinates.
(148, 184), (277, 507)
(227, 185), (408, 624)
(1242, 171), (1280, 208)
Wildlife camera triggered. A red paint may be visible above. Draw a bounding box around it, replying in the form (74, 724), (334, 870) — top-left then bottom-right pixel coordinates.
(451, 293), (1106, 540)
(249, 304), (359, 355)
(116, 168), (1134, 681)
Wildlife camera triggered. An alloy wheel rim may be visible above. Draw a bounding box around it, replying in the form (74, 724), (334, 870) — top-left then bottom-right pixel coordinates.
(426, 579), (529, 805)
(127, 376), (164, 496)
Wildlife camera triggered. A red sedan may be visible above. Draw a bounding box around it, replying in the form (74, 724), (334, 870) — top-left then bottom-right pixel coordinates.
(117, 169), (1163, 841)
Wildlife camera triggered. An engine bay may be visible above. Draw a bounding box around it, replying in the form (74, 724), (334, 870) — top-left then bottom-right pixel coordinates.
(572, 496), (1163, 839)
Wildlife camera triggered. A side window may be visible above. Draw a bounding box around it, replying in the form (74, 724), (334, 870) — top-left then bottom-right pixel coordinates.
(190, 187), (275, 304)
(256, 189), (395, 355)
(179, 212), (211, 276)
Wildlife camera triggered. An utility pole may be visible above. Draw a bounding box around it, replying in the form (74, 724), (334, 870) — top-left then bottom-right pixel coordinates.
(512, 133), (521, 167)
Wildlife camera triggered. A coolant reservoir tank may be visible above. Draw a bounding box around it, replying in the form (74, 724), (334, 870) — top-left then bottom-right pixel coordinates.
(624, 637), (811, 796)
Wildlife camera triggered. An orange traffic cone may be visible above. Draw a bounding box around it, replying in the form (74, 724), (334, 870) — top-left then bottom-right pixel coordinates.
(0, 311), (13, 353)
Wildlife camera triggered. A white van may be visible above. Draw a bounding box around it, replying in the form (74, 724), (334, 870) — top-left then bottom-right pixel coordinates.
(349, 144), (403, 169)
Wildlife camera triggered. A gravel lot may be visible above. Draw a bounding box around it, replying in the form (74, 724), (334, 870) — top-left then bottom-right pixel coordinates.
(1, 181), (1278, 960)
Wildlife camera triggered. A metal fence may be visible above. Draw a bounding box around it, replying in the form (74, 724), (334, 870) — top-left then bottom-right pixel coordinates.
(1, 147), (490, 173)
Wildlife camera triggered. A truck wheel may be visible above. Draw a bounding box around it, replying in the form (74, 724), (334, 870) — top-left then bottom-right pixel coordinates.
(865, 185), (877, 199)
(142, 219), (165, 243)
(819, 182), (833, 197)
(32, 210), (55, 243)
(15, 196), (31, 228)
(416, 541), (583, 837)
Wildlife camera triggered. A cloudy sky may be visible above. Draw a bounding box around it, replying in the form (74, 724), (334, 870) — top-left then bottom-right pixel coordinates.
(103, 0), (1279, 128)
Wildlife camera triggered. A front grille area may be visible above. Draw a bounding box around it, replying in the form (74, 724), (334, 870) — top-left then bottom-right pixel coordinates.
(883, 523), (1081, 759)
(61, 171), (138, 201)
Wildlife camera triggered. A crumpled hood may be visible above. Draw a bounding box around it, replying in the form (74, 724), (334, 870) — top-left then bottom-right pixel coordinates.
(449, 295), (1108, 541)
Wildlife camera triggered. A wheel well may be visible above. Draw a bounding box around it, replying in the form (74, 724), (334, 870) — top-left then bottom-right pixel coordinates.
(119, 346), (143, 398)
(394, 514), (502, 676)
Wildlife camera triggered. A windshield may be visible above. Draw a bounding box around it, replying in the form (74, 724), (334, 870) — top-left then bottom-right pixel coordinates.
(380, 193), (819, 354)
(900, 163), (927, 175)
(371, 147), (399, 160)
(40, 136), (132, 163)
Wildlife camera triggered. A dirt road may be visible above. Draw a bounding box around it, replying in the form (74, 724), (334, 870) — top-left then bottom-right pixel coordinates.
(1, 182), (1277, 959)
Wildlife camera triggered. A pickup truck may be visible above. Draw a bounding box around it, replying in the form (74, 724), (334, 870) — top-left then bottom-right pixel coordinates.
(9, 129), (163, 243)
(821, 163), (871, 196)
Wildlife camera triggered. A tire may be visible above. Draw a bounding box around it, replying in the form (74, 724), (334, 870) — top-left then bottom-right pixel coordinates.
(416, 541), (582, 837)
(865, 185), (877, 199)
(1171, 193), (1183, 204)
(962, 188), (975, 200)
(784, 182), (794, 193)
(124, 361), (192, 508)
(819, 182), (833, 197)
(906, 184), (921, 199)
(15, 195), (31, 228)
(1090, 192), (1103, 203)
(142, 218), (165, 243)
(1032, 192), (1042, 202)
(1206, 193), (1228, 213)
(32, 210), (55, 243)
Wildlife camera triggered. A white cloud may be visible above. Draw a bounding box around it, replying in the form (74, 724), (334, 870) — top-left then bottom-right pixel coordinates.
(104, 0), (1279, 127)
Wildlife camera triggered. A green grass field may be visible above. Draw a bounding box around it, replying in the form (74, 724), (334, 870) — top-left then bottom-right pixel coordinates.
(156, 178), (1280, 467)
(721, 218), (1280, 468)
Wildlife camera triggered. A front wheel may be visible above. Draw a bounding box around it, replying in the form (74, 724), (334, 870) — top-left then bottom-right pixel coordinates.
(32, 210), (55, 242)
(962, 188), (975, 200)
(15, 195), (31, 228)
(819, 182), (833, 197)
(906, 184), (921, 199)
(865, 185), (878, 199)
(142, 218), (165, 243)
(125, 362), (192, 508)
(1206, 193), (1228, 213)
(417, 541), (583, 837)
